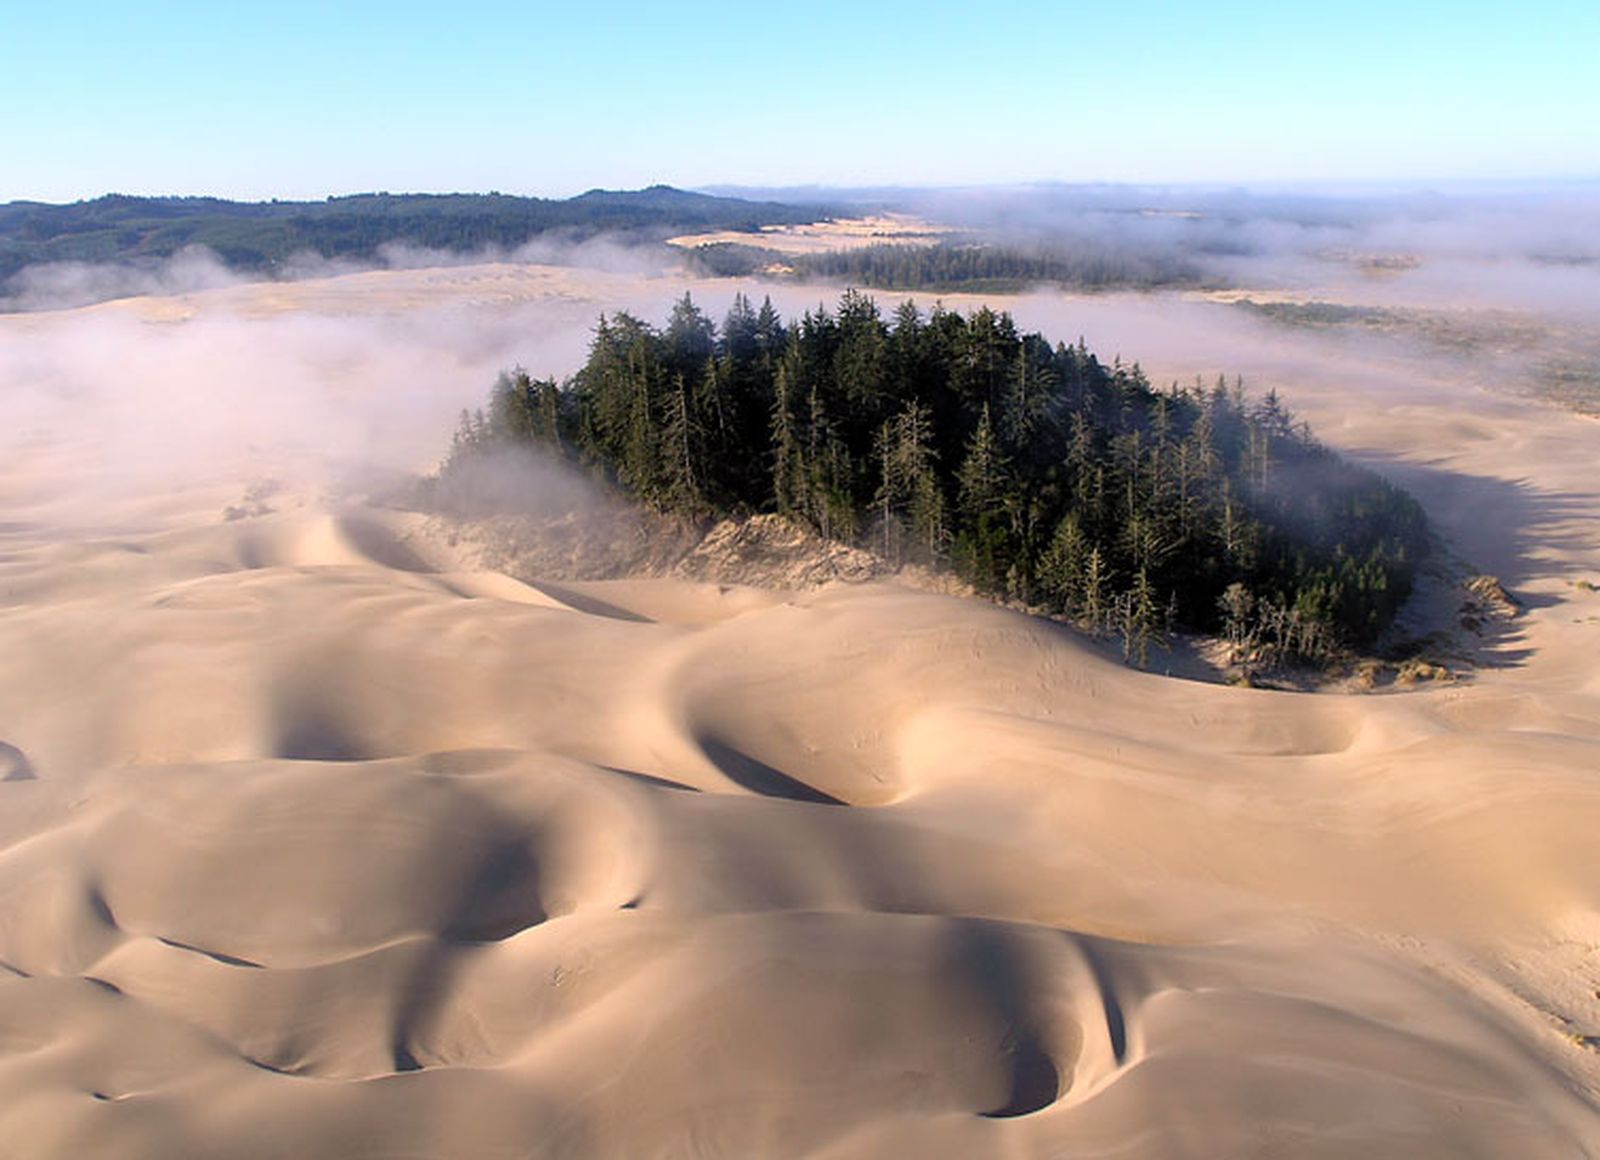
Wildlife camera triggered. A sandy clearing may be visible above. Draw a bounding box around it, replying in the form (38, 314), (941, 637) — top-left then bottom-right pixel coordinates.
(666, 213), (950, 257)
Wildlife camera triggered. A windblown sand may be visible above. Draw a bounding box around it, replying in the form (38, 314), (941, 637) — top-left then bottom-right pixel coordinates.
(2, 264), (1599, 1158)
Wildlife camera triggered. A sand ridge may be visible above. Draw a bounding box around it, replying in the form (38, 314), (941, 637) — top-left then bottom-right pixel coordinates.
(1, 266), (1599, 1156)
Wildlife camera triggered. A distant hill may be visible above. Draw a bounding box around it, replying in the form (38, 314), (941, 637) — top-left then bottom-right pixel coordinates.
(0, 186), (831, 282)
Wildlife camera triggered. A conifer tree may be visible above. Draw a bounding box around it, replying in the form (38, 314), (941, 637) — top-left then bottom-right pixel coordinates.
(770, 353), (806, 517)
(664, 293), (714, 380)
(957, 406), (1007, 518)
(1039, 512), (1090, 614)
(1120, 567), (1163, 668)
(954, 404), (1013, 588)
(1082, 547), (1112, 633)
(660, 373), (701, 515)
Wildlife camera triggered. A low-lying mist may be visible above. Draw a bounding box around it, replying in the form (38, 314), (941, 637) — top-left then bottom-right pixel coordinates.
(713, 180), (1600, 313)
(0, 232), (678, 314)
(3, 181), (1596, 557)
(0, 276), (621, 523)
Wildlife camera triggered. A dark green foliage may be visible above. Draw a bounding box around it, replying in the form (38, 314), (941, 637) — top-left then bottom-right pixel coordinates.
(788, 241), (1205, 292)
(0, 187), (830, 285)
(452, 293), (1429, 659)
(683, 242), (788, 277)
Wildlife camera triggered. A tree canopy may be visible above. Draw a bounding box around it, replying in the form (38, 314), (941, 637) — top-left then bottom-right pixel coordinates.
(444, 291), (1429, 663)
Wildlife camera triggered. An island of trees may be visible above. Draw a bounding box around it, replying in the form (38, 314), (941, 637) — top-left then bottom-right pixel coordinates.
(791, 241), (1204, 291)
(686, 240), (1205, 292)
(443, 291), (1428, 665)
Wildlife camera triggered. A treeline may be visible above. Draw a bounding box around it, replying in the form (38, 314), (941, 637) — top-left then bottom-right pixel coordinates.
(785, 242), (1205, 291)
(0, 187), (826, 282)
(683, 242), (790, 278)
(445, 292), (1427, 662)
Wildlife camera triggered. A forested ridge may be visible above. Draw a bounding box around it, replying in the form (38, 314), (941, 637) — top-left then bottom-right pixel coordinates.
(443, 292), (1428, 663)
(0, 187), (826, 282)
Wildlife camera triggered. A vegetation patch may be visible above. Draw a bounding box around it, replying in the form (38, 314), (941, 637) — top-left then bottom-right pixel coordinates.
(683, 242), (791, 278)
(1460, 573), (1521, 632)
(437, 292), (1430, 667)
(785, 241), (1205, 292)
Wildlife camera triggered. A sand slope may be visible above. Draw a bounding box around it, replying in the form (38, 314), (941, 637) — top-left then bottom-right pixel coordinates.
(2, 267), (1599, 1157)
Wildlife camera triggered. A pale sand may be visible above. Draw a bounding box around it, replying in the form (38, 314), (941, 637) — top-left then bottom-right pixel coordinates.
(667, 213), (950, 256)
(1, 264), (1599, 1157)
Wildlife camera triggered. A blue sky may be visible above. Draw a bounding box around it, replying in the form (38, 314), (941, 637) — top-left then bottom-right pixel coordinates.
(3, 0), (1596, 201)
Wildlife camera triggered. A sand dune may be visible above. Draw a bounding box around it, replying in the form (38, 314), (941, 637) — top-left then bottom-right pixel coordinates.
(2, 265), (1599, 1157)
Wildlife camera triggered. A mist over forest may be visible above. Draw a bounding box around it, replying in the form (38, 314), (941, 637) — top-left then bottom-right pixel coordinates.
(7, 181), (1599, 315)
(438, 290), (1429, 668)
(0, 186), (829, 309)
(717, 181), (1600, 301)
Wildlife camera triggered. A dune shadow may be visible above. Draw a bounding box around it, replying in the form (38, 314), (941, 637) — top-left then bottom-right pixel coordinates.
(602, 765), (701, 793)
(525, 581), (653, 623)
(86, 882), (118, 929)
(1360, 455), (1595, 592)
(155, 935), (263, 969)
(953, 922), (1061, 1119)
(391, 828), (547, 1074)
(1354, 454), (1597, 669)
(441, 835), (547, 943)
(271, 681), (387, 763)
(335, 515), (436, 574)
(419, 748), (521, 776)
(696, 736), (845, 806)
(1076, 937), (1128, 1065)
(0, 741), (35, 781)
(275, 713), (375, 762)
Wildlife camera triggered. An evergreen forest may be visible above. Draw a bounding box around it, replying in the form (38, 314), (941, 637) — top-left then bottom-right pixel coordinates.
(443, 291), (1429, 663)
(684, 240), (1204, 291)
(789, 241), (1204, 291)
(0, 187), (825, 284)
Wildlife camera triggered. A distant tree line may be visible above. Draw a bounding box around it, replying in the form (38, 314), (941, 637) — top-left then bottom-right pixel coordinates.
(445, 292), (1428, 662)
(681, 240), (1205, 292)
(786, 242), (1206, 291)
(0, 187), (828, 283)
